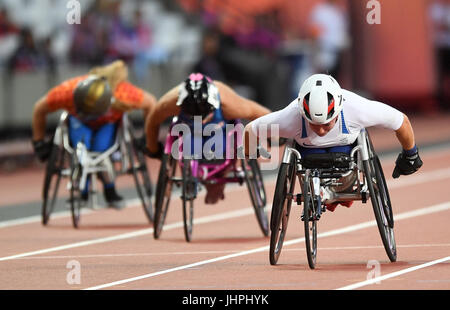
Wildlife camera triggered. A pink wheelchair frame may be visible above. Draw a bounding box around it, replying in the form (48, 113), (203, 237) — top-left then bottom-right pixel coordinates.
(165, 118), (244, 185)
(153, 117), (268, 242)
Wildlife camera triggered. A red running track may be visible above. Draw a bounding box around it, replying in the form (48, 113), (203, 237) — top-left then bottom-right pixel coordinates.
(0, 146), (449, 290)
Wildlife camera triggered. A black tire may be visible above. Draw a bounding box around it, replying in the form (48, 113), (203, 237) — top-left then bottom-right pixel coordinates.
(153, 154), (176, 239)
(363, 131), (397, 262)
(70, 161), (83, 229)
(42, 145), (66, 225)
(303, 170), (318, 269)
(182, 158), (195, 242)
(373, 155), (394, 228)
(365, 131), (395, 229)
(269, 160), (296, 265)
(126, 138), (154, 223)
(242, 158), (269, 237)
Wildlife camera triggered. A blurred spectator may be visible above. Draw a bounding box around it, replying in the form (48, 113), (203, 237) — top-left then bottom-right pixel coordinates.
(192, 27), (226, 80)
(41, 37), (57, 84)
(106, 1), (138, 63)
(69, 1), (109, 66)
(0, 7), (19, 36)
(429, 0), (450, 110)
(130, 8), (168, 82)
(6, 27), (54, 73)
(179, 2), (289, 110)
(0, 7), (20, 65)
(233, 13), (281, 54)
(308, 0), (349, 79)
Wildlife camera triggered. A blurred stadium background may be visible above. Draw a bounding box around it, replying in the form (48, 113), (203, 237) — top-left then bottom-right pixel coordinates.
(0, 0), (449, 170)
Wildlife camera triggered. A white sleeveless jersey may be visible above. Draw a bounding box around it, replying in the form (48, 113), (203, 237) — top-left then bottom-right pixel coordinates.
(250, 89), (404, 148)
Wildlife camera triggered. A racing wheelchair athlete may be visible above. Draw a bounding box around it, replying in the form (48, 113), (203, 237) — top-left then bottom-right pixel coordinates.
(143, 73), (272, 241)
(244, 74), (423, 268)
(31, 60), (157, 227)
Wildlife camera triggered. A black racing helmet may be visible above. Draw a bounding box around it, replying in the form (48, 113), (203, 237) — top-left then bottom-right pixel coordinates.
(176, 73), (219, 118)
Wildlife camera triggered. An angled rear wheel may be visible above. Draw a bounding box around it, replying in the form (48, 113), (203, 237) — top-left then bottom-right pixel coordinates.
(364, 132), (397, 262)
(153, 154), (176, 239)
(42, 145), (67, 225)
(269, 160), (296, 265)
(242, 158), (269, 237)
(126, 137), (154, 223)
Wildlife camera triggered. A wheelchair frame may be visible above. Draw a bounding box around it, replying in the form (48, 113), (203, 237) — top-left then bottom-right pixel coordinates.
(152, 117), (269, 242)
(269, 129), (396, 268)
(41, 111), (154, 228)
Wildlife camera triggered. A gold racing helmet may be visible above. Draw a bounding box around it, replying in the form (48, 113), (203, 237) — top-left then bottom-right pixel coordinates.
(73, 75), (113, 119)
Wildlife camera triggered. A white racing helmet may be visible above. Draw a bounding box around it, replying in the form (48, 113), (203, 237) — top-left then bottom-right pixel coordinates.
(298, 74), (343, 125)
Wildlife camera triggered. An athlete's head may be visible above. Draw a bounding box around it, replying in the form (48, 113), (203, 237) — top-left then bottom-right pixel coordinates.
(74, 75), (112, 119)
(176, 73), (219, 118)
(298, 74), (343, 136)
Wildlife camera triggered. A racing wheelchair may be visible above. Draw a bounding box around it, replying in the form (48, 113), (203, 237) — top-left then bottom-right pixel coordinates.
(269, 129), (396, 269)
(41, 111), (154, 228)
(153, 117), (269, 242)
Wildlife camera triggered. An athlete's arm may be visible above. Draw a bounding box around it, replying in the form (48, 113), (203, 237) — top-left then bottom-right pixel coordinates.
(243, 100), (301, 156)
(346, 90), (422, 177)
(392, 113), (423, 178)
(395, 114), (415, 151)
(345, 91), (416, 150)
(140, 92), (157, 121)
(112, 81), (156, 121)
(32, 95), (51, 141)
(215, 81), (271, 121)
(32, 76), (84, 140)
(145, 85), (181, 153)
(31, 94), (57, 162)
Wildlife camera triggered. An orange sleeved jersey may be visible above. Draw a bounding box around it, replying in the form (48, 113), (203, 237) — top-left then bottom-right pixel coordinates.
(45, 75), (145, 128)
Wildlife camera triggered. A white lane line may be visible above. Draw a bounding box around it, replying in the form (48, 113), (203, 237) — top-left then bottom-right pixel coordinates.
(0, 207), (255, 262)
(336, 256), (450, 290)
(85, 244), (271, 290)
(84, 201), (450, 290)
(2, 164), (450, 229)
(1, 164), (449, 261)
(17, 243), (450, 260)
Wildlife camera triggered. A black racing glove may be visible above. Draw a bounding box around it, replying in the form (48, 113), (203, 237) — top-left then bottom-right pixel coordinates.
(32, 139), (52, 162)
(141, 141), (164, 160)
(392, 145), (423, 179)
